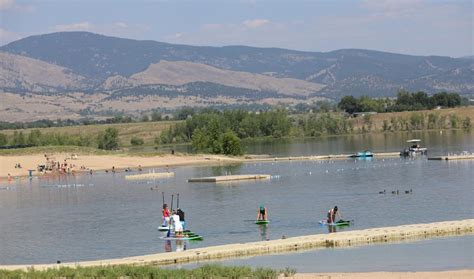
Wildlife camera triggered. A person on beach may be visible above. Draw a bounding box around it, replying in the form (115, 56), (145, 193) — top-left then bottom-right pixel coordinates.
(257, 204), (268, 221)
(327, 206), (342, 224)
(172, 210), (183, 236)
(162, 204), (171, 226)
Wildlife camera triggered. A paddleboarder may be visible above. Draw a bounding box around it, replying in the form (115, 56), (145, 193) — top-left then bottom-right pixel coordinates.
(177, 208), (186, 230)
(257, 204), (268, 221)
(162, 203), (170, 227)
(172, 210), (183, 236)
(327, 206), (342, 224)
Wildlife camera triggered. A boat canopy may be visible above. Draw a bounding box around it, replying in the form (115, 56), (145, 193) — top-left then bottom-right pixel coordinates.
(407, 139), (421, 143)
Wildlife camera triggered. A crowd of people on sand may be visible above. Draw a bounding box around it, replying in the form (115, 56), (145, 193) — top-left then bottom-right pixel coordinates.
(36, 154), (81, 175)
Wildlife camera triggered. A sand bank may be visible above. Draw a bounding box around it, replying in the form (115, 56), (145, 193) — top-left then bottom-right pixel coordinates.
(0, 153), (240, 179)
(1, 219), (472, 271)
(0, 151), (402, 180)
(284, 269), (473, 279)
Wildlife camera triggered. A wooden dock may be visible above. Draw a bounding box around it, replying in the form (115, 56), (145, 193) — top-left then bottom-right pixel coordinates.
(125, 172), (174, 180)
(1, 219), (472, 271)
(428, 155), (474, 161)
(188, 174), (271, 182)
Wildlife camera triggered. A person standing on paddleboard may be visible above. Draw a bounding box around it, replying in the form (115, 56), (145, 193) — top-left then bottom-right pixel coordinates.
(177, 208), (185, 230)
(327, 206), (342, 224)
(257, 204), (268, 221)
(172, 210), (183, 236)
(162, 204), (170, 226)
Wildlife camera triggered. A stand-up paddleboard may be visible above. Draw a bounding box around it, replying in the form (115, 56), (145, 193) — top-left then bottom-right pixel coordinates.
(319, 220), (351, 226)
(160, 235), (203, 241)
(255, 220), (270, 225)
(160, 231), (203, 240)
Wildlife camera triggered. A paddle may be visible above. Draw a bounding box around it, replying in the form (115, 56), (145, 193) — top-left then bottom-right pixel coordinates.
(167, 194), (174, 237)
(171, 194), (174, 212)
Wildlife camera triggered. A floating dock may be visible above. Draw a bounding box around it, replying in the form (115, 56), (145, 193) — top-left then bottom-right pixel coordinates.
(243, 152), (401, 162)
(428, 155), (474, 161)
(125, 172), (174, 180)
(188, 174), (271, 183)
(1, 219), (472, 271)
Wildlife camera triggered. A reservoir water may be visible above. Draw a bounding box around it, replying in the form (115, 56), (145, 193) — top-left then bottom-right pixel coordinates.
(0, 130), (473, 268)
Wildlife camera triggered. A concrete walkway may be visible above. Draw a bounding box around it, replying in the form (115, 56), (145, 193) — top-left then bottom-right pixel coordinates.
(1, 219), (472, 271)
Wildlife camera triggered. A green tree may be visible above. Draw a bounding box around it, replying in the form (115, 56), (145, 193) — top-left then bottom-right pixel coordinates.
(0, 133), (7, 146)
(98, 128), (119, 150)
(462, 117), (471, 129)
(11, 131), (26, 146)
(27, 129), (42, 146)
(130, 136), (144, 146)
(338, 96), (359, 114)
(151, 111), (162, 122)
(449, 114), (458, 128)
(219, 130), (243, 156)
(191, 128), (210, 152)
(382, 120), (390, 131)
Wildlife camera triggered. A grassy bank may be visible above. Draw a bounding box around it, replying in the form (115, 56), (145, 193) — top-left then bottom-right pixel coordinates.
(0, 264), (286, 279)
(0, 107), (472, 155)
(347, 107), (473, 132)
(0, 121), (176, 147)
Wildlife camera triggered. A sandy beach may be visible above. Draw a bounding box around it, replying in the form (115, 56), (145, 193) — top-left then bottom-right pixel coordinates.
(284, 270), (473, 279)
(0, 153), (242, 179)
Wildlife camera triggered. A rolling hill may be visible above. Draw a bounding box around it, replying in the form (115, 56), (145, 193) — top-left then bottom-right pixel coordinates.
(0, 31), (472, 121)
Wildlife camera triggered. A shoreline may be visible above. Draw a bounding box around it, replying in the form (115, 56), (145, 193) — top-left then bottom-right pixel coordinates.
(282, 270), (474, 279)
(1, 219), (472, 271)
(0, 152), (402, 180)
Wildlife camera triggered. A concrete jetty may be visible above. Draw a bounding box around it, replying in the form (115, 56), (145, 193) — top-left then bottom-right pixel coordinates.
(1, 219), (472, 271)
(188, 174), (271, 182)
(428, 155), (474, 161)
(125, 172), (174, 180)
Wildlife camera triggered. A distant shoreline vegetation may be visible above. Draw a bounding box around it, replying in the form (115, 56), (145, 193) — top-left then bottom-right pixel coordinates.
(0, 91), (471, 155)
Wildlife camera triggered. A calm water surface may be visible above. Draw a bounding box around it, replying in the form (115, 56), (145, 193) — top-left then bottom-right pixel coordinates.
(0, 130), (473, 267)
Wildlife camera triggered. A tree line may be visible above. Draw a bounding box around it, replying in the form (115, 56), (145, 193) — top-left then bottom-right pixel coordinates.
(0, 128), (120, 151)
(338, 91), (466, 114)
(157, 109), (292, 155)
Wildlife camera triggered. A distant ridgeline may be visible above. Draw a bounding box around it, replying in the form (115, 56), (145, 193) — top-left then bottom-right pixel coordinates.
(1, 31), (473, 98)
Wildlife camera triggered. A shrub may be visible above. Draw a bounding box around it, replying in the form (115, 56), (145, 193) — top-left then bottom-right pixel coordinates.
(130, 136), (144, 146)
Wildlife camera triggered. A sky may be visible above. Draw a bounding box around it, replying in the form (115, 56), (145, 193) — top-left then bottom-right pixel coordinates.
(0, 0), (472, 57)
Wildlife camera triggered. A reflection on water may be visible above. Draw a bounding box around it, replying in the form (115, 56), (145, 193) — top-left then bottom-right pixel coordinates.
(0, 130), (472, 265)
(258, 224), (269, 241)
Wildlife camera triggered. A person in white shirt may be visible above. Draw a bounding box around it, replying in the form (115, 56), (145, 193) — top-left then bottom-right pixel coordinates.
(172, 211), (183, 236)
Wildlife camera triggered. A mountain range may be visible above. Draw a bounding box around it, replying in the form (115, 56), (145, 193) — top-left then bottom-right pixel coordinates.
(0, 31), (473, 121)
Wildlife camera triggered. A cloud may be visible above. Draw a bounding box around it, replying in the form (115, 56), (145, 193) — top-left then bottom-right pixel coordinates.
(49, 21), (151, 39)
(0, 0), (14, 10)
(53, 22), (93, 32)
(114, 22), (128, 28)
(242, 19), (270, 29)
(0, 0), (34, 12)
(361, 0), (424, 19)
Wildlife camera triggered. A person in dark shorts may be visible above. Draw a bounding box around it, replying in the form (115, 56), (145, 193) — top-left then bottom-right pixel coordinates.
(327, 206), (342, 224)
(257, 204), (268, 221)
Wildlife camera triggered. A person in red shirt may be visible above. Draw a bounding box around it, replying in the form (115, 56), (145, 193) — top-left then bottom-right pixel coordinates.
(162, 204), (170, 226)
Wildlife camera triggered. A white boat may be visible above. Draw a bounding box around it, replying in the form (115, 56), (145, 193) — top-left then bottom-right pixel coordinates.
(400, 139), (427, 156)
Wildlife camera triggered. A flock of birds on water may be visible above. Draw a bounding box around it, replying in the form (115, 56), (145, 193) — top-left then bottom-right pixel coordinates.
(378, 189), (413, 194)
